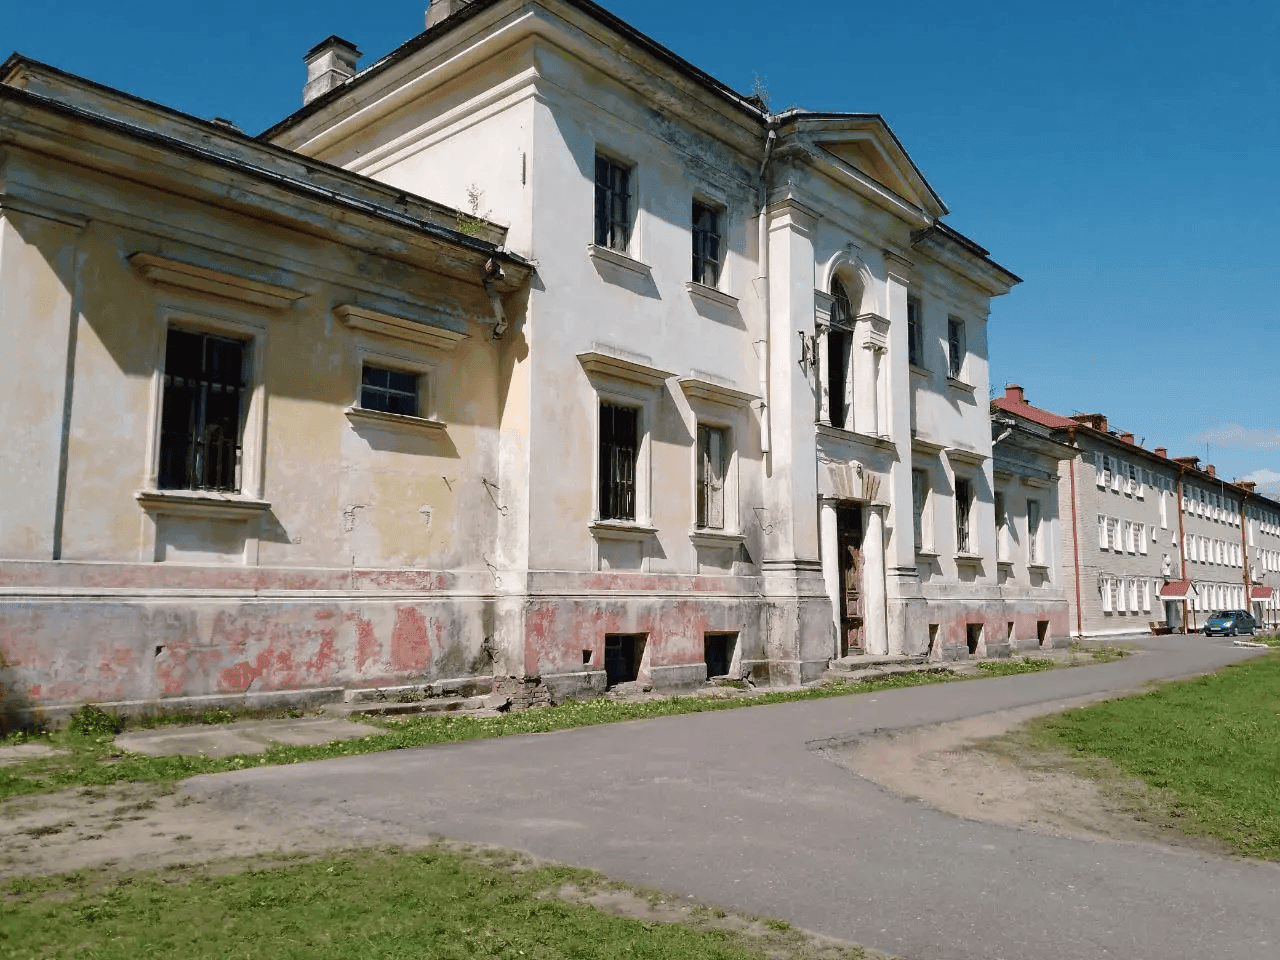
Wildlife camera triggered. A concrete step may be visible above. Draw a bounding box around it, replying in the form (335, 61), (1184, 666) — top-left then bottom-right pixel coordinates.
(821, 655), (951, 684)
(345, 679), (493, 703)
(828, 654), (930, 671)
(329, 695), (492, 718)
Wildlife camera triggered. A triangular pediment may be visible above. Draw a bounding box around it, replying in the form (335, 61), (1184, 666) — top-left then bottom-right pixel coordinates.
(798, 115), (947, 219)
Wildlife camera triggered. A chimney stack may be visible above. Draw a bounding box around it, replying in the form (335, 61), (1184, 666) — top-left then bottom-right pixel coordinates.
(1238, 481), (1256, 492)
(426, 0), (473, 28)
(303, 36), (361, 105)
(1120, 431), (1135, 445)
(1004, 384), (1025, 403)
(1154, 446), (1167, 458)
(1207, 464), (1216, 478)
(1070, 413), (1108, 433)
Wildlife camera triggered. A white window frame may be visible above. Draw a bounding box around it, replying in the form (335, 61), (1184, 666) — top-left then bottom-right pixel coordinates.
(347, 341), (441, 430)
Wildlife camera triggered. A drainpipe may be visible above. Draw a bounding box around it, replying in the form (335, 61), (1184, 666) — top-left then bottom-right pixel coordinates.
(1068, 441), (1083, 640)
(1175, 469), (1189, 633)
(482, 258), (507, 338)
(1239, 493), (1250, 613)
(755, 124), (777, 455)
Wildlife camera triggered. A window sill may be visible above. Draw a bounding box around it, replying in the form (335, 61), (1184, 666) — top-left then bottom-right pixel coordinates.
(954, 552), (984, 566)
(916, 548), (941, 560)
(136, 490), (271, 521)
(997, 558), (1014, 568)
(946, 376), (976, 394)
(587, 244), (651, 280)
(590, 521), (658, 542)
(909, 363), (931, 380)
(1028, 563), (1051, 573)
(345, 406), (447, 436)
(685, 281), (739, 310)
(690, 530), (745, 548)
(815, 422), (895, 450)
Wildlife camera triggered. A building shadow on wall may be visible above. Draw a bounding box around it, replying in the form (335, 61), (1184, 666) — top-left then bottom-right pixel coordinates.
(0, 655), (36, 734)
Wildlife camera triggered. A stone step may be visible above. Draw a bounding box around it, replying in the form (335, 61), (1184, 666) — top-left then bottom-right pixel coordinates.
(344, 679), (493, 703)
(828, 654), (930, 671)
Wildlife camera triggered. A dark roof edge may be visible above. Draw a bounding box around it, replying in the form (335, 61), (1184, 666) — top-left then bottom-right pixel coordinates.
(915, 221), (1022, 286)
(261, 0), (767, 140)
(0, 76), (529, 269)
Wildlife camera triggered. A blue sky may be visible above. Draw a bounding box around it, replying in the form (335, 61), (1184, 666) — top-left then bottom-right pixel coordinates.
(7, 0), (1279, 493)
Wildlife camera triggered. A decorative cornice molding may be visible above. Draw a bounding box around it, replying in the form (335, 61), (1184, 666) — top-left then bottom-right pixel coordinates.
(678, 376), (758, 409)
(578, 350), (673, 389)
(130, 253), (305, 311)
(334, 303), (467, 350)
(0, 192), (88, 229)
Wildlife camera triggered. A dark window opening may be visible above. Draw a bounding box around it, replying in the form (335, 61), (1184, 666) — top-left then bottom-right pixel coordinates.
(692, 201), (722, 287)
(594, 154), (631, 252)
(582, 649), (593, 665)
(966, 623), (982, 656)
(604, 633), (645, 687)
(955, 477), (973, 553)
(828, 281), (854, 429)
(599, 402), (638, 521)
(697, 424), (727, 530)
(704, 631), (737, 678)
(947, 317), (964, 379)
(907, 297), (923, 367)
(927, 623), (940, 658)
(158, 328), (247, 493)
(360, 365), (419, 417)
(1037, 620), (1050, 646)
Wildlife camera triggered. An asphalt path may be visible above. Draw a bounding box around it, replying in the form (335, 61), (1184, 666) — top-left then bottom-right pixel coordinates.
(188, 636), (1279, 960)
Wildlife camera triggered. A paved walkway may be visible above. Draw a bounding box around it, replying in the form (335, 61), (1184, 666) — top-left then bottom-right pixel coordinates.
(187, 637), (1278, 960)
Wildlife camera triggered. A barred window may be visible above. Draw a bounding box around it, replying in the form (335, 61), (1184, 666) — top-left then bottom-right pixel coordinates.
(947, 317), (965, 379)
(955, 477), (973, 553)
(599, 402), (638, 521)
(827, 280), (854, 429)
(696, 424), (727, 530)
(158, 328), (247, 493)
(907, 297), (923, 368)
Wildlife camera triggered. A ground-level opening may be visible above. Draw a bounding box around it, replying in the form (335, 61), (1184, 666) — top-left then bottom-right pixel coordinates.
(836, 505), (865, 656)
(1006, 621), (1015, 645)
(704, 631), (737, 678)
(604, 634), (645, 688)
(1037, 620), (1050, 647)
(966, 623), (983, 657)
(927, 623), (939, 658)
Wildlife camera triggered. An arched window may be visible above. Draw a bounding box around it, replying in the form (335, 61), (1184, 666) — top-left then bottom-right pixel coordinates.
(826, 279), (854, 429)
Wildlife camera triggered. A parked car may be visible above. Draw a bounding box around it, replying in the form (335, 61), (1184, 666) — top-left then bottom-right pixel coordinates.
(1204, 610), (1257, 636)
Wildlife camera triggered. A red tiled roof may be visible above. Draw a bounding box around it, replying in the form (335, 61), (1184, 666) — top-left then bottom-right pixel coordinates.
(1250, 586), (1274, 600)
(992, 395), (1076, 430)
(1159, 580), (1195, 599)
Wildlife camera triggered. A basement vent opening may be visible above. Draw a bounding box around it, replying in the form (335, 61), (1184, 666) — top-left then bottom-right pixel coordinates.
(1037, 620), (1050, 647)
(604, 633), (645, 688)
(927, 624), (939, 658)
(703, 631), (737, 679)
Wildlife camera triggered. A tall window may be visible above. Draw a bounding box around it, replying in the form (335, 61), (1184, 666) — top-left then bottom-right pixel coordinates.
(1027, 499), (1041, 564)
(360, 365), (419, 417)
(913, 469), (930, 551)
(955, 477), (973, 553)
(158, 328), (247, 493)
(907, 297), (923, 368)
(594, 154), (631, 252)
(691, 201), (722, 287)
(827, 280), (854, 429)
(947, 317), (965, 379)
(599, 402), (638, 521)
(994, 491), (1007, 561)
(696, 424), (727, 530)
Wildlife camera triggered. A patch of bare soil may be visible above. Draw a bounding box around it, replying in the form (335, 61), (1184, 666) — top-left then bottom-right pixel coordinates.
(825, 697), (1236, 857)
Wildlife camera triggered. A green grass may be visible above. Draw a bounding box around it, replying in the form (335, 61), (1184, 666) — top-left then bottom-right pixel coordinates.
(1031, 650), (1280, 859)
(0, 660), (1060, 802)
(1252, 632), (1280, 648)
(0, 846), (868, 960)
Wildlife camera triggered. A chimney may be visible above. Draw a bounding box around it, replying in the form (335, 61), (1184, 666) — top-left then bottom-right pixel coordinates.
(426, 0), (473, 28)
(1120, 431), (1135, 445)
(1154, 446), (1167, 458)
(303, 36), (361, 105)
(1206, 464), (1216, 478)
(1070, 413), (1108, 433)
(1238, 481), (1256, 492)
(1004, 384), (1025, 403)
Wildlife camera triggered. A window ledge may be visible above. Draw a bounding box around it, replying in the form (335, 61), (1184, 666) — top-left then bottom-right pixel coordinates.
(590, 521), (658, 542)
(345, 406), (447, 436)
(685, 281), (739, 310)
(916, 548), (941, 560)
(1028, 563), (1051, 573)
(909, 363), (931, 380)
(690, 530), (745, 548)
(136, 490), (271, 520)
(954, 552), (984, 566)
(587, 244), (651, 279)
(946, 376), (976, 394)
(815, 423), (896, 450)
(997, 558), (1014, 568)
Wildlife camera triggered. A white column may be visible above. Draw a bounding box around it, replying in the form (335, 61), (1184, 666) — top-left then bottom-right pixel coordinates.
(864, 504), (889, 655)
(820, 500), (841, 658)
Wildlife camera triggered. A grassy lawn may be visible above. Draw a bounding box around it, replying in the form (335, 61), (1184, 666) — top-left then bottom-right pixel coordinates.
(1031, 650), (1280, 859)
(0, 658), (1060, 801)
(0, 846), (873, 960)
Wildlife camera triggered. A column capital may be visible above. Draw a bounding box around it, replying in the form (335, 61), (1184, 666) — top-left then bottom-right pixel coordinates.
(766, 192), (821, 236)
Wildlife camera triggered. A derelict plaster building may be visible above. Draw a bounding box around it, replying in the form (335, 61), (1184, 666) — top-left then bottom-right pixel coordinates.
(0, 0), (1067, 723)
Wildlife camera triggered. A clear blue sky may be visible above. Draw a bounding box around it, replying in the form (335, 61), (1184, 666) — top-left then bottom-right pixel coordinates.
(7, 0), (1279, 493)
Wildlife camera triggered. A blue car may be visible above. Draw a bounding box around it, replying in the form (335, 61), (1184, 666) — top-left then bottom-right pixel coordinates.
(1204, 610), (1257, 637)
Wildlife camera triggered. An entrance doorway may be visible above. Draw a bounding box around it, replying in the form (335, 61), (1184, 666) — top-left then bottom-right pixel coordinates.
(836, 505), (865, 656)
